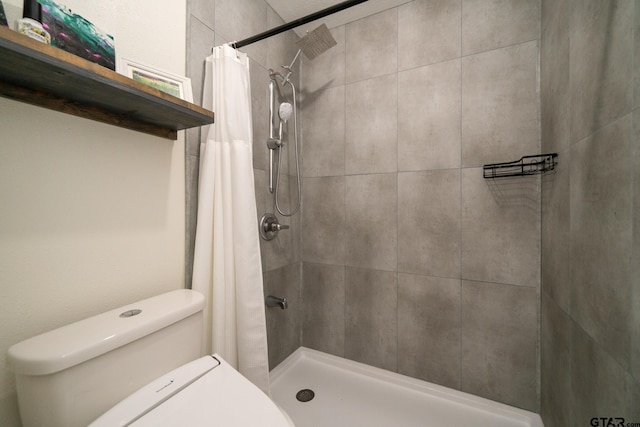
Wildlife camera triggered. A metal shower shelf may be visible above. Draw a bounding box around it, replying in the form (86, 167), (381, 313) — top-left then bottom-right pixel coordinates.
(483, 153), (558, 179)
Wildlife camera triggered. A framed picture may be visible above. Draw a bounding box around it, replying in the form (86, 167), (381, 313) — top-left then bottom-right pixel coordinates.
(117, 57), (193, 102)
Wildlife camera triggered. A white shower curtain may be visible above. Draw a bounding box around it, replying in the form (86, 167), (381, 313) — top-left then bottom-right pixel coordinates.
(192, 45), (270, 395)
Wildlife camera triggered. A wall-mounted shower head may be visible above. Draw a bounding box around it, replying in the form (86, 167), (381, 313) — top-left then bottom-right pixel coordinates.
(295, 23), (337, 60)
(272, 24), (338, 88)
(279, 102), (293, 122)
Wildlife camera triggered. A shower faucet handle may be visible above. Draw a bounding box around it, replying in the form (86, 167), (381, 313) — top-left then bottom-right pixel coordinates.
(259, 213), (288, 241)
(264, 221), (288, 232)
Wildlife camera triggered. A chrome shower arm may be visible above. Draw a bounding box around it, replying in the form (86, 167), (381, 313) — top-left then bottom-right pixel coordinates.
(281, 49), (302, 84)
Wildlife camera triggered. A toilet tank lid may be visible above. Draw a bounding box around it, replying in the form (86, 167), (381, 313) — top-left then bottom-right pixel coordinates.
(7, 290), (205, 376)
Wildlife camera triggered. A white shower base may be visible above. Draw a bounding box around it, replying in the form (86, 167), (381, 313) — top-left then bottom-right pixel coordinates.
(270, 347), (544, 427)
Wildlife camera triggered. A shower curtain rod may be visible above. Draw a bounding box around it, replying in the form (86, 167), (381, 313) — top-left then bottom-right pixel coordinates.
(230, 0), (369, 49)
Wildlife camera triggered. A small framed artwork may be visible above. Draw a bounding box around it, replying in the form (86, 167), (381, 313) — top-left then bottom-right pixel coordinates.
(117, 57), (193, 102)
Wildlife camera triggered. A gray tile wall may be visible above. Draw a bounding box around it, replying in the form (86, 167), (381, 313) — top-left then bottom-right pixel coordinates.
(182, 0), (640, 418)
(300, 0), (541, 412)
(184, 0), (303, 368)
(540, 0), (640, 424)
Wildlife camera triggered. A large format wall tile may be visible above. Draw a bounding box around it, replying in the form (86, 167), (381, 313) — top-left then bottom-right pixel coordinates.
(398, 170), (460, 278)
(461, 168), (540, 287)
(189, 0), (215, 30)
(461, 281), (538, 411)
(345, 267), (397, 371)
(345, 8), (397, 83)
(255, 169), (268, 275)
(266, 7), (299, 74)
(541, 153), (570, 312)
(540, 293), (572, 427)
(264, 175), (301, 271)
(540, 0), (570, 155)
(187, 16), (215, 110)
(274, 119), (296, 177)
(282, 0), (543, 412)
(397, 0), (461, 71)
(398, 59), (461, 171)
(569, 0), (633, 142)
(345, 173), (397, 271)
(570, 114), (633, 371)
(302, 85), (345, 177)
(571, 320), (640, 425)
(346, 74), (398, 174)
(302, 176), (346, 265)
(462, 41), (539, 168)
(215, 0), (269, 66)
(302, 262), (345, 357)
(264, 263), (301, 369)
(462, 0), (540, 55)
(185, 153), (200, 288)
(541, 0), (561, 33)
(250, 59), (270, 171)
(539, 0), (640, 422)
(398, 274), (461, 389)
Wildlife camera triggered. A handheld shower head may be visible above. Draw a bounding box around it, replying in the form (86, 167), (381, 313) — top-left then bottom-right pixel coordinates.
(279, 102), (293, 122)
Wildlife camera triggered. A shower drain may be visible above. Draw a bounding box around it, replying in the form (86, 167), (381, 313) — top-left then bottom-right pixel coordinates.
(296, 388), (315, 402)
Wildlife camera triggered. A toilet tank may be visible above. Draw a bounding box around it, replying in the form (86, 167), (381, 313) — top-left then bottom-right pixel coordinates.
(7, 289), (205, 427)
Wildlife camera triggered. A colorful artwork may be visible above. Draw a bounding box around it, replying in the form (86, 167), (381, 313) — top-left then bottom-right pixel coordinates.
(0, 1), (8, 27)
(131, 69), (182, 99)
(117, 57), (193, 102)
(39, 0), (115, 70)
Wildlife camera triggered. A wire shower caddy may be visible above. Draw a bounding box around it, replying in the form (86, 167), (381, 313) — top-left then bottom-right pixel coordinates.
(483, 153), (558, 179)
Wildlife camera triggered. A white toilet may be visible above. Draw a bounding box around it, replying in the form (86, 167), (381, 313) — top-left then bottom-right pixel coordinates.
(7, 289), (294, 427)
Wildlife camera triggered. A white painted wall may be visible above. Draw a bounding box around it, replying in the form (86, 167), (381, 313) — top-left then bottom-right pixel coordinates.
(0, 1), (187, 425)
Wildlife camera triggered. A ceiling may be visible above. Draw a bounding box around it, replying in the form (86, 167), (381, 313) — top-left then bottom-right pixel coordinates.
(265, 0), (412, 37)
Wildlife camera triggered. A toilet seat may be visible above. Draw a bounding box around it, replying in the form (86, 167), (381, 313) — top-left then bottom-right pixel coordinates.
(90, 355), (294, 427)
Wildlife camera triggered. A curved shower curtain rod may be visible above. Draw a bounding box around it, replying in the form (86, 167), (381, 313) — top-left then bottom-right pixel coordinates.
(229, 0), (369, 49)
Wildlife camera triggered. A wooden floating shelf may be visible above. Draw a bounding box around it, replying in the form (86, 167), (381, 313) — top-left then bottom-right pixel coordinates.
(0, 25), (214, 140)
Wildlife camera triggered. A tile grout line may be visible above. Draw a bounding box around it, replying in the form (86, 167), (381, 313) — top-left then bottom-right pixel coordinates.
(458, 0), (464, 392)
(343, 22), (348, 361)
(395, 3), (400, 375)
